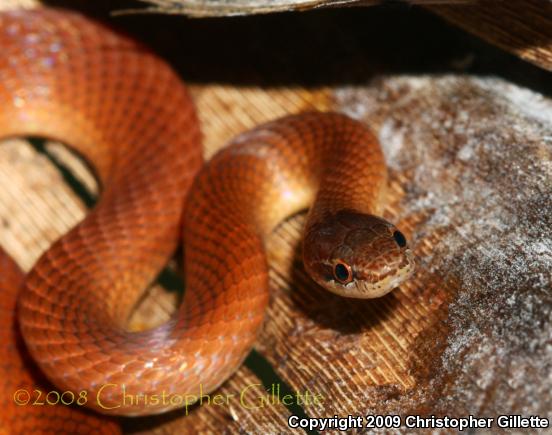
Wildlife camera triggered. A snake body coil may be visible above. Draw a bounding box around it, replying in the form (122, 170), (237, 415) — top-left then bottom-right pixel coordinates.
(0, 7), (414, 428)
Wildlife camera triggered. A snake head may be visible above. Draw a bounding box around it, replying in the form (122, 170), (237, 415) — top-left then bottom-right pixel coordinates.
(303, 210), (415, 298)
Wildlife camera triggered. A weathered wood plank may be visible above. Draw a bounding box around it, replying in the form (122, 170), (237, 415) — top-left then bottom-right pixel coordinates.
(129, 0), (476, 17)
(428, 0), (552, 71)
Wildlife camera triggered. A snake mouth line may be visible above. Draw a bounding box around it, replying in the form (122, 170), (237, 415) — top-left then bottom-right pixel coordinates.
(325, 267), (414, 299)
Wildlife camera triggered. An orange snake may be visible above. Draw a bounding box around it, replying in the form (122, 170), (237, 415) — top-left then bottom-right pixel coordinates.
(0, 7), (414, 431)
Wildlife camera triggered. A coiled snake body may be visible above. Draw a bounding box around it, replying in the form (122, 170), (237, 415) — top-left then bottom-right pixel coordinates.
(0, 7), (414, 430)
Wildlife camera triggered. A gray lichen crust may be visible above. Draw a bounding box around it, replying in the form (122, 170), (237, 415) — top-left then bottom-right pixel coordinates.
(338, 75), (552, 416)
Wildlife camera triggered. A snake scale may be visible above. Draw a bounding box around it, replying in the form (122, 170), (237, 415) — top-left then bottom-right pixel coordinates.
(0, 8), (414, 432)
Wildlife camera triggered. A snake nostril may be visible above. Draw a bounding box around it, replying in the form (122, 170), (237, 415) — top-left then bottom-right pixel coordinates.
(393, 230), (407, 248)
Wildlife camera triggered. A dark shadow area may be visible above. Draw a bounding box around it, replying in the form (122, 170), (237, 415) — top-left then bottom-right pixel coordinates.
(28, 138), (98, 208)
(155, 261), (185, 294)
(37, 2), (551, 95)
(244, 349), (317, 434)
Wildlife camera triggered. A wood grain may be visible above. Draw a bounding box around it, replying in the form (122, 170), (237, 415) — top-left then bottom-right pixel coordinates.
(123, 0), (476, 17)
(428, 0), (552, 71)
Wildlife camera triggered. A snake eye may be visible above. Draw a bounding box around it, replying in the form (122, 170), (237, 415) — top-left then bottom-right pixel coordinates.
(333, 262), (353, 284)
(393, 230), (407, 248)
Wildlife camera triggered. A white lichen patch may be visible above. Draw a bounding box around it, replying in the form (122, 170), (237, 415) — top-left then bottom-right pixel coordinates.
(337, 75), (552, 416)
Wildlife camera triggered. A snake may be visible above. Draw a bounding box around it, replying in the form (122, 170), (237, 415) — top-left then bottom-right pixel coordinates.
(0, 7), (415, 431)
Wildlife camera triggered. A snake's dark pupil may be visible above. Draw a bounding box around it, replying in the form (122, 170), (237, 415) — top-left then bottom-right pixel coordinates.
(334, 263), (350, 282)
(393, 230), (407, 248)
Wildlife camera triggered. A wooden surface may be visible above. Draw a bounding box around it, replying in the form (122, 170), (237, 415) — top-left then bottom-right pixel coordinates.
(0, 1), (551, 433)
(428, 0), (552, 71)
(122, 0), (476, 17)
